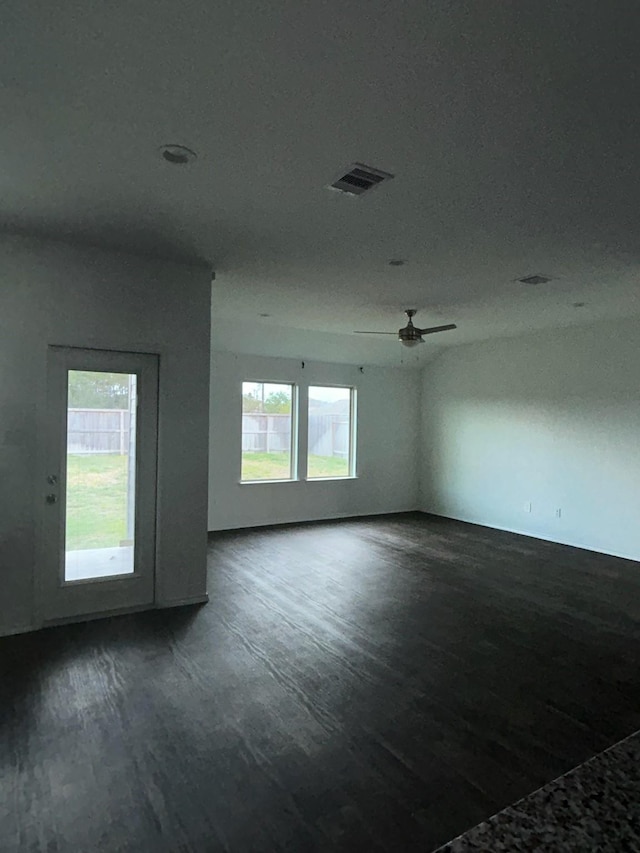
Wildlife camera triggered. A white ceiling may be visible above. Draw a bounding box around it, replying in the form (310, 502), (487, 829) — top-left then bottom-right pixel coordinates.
(2, 1), (640, 365)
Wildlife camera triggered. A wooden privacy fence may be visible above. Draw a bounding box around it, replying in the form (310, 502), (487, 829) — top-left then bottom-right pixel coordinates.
(308, 413), (349, 458)
(67, 408), (131, 454)
(241, 414), (291, 453)
(242, 413), (348, 457)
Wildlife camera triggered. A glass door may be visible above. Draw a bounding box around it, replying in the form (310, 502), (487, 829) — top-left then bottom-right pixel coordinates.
(40, 348), (158, 623)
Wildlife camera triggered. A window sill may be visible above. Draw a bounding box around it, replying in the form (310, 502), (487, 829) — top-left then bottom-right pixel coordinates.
(239, 478), (298, 485)
(238, 476), (359, 485)
(306, 475), (358, 482)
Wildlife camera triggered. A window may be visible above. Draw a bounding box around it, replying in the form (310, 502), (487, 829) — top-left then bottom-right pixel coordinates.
(307, 386), (356, 479)
(241, 381), (295, 481)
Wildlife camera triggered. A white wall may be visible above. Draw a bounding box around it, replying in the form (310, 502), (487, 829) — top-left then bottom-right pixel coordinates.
(420, 316), (640, 561)
(0, 234), (211, 636)
(208, 351), (420, 529)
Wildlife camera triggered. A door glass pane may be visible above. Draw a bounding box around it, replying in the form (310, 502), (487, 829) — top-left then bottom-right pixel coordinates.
(65, 371), (137, 581)
(307, 386), (354, 479)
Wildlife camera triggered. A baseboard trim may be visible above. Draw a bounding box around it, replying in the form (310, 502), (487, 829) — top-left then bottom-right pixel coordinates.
(42, 602), (152, 629)
(209, 509), (422, 536)
(26, 595), (209, 635)
(420, 510), (640, 563)
(0, 623), (38, 639)
(155, 594), (210, 608)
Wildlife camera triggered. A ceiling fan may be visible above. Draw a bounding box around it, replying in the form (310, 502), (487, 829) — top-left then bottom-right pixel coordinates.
(354, 309), (457, 348)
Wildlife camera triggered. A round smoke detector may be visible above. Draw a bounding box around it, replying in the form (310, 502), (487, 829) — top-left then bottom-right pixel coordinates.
(159, 144), (198, 165)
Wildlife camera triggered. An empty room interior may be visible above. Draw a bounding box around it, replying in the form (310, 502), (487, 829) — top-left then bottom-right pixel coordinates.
(1, 2), (640, 851)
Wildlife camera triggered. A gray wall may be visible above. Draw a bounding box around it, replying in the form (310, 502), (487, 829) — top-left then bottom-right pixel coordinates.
(209, 351), (420, 529)
(0, 234), (211, 635)
(421, 316), (640, 561)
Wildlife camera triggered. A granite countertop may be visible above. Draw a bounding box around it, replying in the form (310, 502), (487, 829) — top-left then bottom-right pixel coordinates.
(434, 729), (640, 852)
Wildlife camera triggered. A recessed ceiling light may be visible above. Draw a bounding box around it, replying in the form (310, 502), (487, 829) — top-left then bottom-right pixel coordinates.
(388, 259), (406, 267)
(159, 144), (197, 165)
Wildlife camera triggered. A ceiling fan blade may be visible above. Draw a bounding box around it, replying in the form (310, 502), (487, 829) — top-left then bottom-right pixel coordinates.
(416, 323), (457, 335)
(353, 331), (399, 335)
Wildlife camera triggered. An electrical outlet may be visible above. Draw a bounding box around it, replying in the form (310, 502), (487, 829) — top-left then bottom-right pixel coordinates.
(524, 502), (532, 513)
(555, 508), (562, 518)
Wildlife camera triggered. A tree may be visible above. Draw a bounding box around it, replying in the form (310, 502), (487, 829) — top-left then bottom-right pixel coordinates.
(68, 372), (130, 409)
(242, 389), (291, 414)
(263, 391), (291, 414)
(242, 392), (262, 413)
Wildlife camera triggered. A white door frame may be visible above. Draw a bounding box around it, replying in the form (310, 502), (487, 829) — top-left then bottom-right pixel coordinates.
(37, 346), (159, 624)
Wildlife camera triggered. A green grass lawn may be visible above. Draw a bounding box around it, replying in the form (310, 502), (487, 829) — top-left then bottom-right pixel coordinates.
(307, 454), (349, 479)
(241, 451), (349, 481)
(66, 454), (129, 550)
(241, 452), (292, 481)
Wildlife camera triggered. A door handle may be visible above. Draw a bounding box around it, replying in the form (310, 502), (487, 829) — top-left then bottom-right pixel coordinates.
(45, 494), (57, 504)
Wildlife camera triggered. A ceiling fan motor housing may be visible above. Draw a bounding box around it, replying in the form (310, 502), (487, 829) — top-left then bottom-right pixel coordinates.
(399, 327), (423, 343)
(399, 310), (423, 345)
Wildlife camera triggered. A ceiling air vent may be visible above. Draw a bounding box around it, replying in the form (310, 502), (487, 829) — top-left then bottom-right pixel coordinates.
(328, 163), (394, 196)
(518, 274), (552, 285)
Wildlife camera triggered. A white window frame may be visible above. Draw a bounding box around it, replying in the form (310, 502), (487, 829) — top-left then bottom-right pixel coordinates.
(306, 385), (357, 481)
(240, 380), (298, 484)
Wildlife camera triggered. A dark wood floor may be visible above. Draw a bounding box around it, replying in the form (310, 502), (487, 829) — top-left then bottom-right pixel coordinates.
(2, 513), (640, 852)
